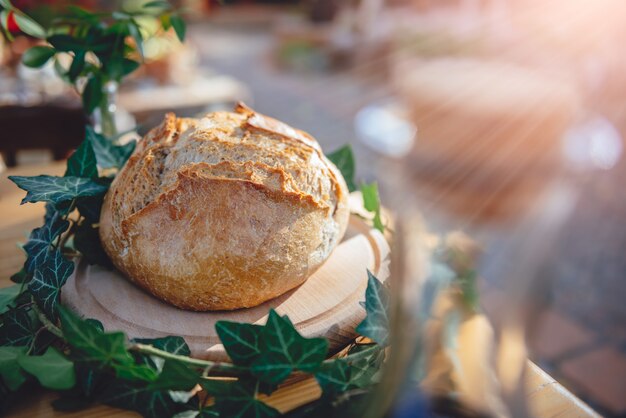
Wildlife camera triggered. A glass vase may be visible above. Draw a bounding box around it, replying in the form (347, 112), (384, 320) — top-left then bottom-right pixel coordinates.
(94, 80), (119, 138)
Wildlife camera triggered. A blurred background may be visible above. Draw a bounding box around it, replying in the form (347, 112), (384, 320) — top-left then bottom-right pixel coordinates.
(1, 0), (625, 416)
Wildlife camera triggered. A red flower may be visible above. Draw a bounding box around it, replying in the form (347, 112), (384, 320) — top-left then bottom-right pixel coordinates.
(6, 11), (19, 33)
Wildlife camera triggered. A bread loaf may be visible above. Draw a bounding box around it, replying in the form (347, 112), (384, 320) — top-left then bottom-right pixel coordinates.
(99, 103), (350, 311)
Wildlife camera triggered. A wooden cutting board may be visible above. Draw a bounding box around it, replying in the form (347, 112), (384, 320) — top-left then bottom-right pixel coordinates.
(61, 215), (390, 361)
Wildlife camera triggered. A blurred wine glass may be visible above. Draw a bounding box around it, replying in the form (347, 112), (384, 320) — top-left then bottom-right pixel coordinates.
(348, 1), (626, 416)
(354, 87), (578, 417)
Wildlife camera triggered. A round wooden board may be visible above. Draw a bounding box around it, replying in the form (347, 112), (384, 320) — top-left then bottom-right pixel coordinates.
(61, 215), (390, 361)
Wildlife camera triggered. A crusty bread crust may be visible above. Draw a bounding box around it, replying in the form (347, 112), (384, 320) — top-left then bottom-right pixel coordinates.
(99, 104), (350, 311)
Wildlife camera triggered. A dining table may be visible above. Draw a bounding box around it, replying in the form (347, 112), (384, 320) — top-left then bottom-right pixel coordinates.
(0, 162), (600, 417)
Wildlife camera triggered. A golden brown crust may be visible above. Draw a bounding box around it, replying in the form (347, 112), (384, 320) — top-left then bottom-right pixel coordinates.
(99, 104), (350, 310)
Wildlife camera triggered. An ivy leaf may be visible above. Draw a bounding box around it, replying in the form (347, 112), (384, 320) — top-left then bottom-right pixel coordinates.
(0, 285), (21, 315)
(65, 139), (98, 179)
(73, 178), (110, 220)
(12, 13), (46, 38)
(360, 182), (384, 233)
(10, 268), (31, 284)
(0, 307), (39, 347)
(73, 362), (107, 399)
(18, 347), (76, 390)
(53, 357), (115, 410)
(315, 359), (352, 394)
(345, 344), (384, 388)
(133, 336), (191, 356)
(86, 126), (135, 169)
(198, 378), (233, 397)
(130, 336), (191, 376)
(9, 175), (108, 205)
(114, 361), (159, 382)
(215, 322), (262, 366)
(29, 249), (74, 319)
(216, 311), (328, 387)
(76, 194), (105, 223)
(58, 307), (157, 382)
(356, 270), (389, 346)
(22, 46), (55, 68)
(315, 346), (383, 395)
(99, 380), (183, 418)
(59, 307), (132, 367)
(51, 336), (110, 407)
(147, 359), (198, 391)
(82, 75), (103, 114)
(0, 314), (49, 356)
(23, 212), (69, 274)
(326, 145), (356, 192)
(73, 222), (112, 268)
(170, 14), (186, 42)
(46, 198), (65, 217)
(0, 346), (28, 391)
(250, 310), (327, 385)
(85, 318), (104, 332)
(212, 380), (280, 418)
(31, 329), (58, 356)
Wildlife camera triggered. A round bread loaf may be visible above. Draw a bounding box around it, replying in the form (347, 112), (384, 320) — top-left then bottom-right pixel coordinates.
(99, 103), (350, 311)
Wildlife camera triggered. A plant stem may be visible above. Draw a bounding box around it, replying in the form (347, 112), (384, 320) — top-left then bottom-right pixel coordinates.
(130, 343), (248, 376)
(55, 199), (76, 250)
(98, 81), (119, 138)
(131, 342), (380, 379)
(26, 326), (46, 355)
(323, 344), (380, 365)
(99, 97), (117, 138)
(32, 303), (64, 338)
(58, 218), (76, 250)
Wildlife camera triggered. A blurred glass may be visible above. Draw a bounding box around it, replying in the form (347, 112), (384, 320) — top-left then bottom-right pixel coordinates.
(355, 19), (604, 417)
(359, 104), (579, 417)
(351, 3), (626, 415)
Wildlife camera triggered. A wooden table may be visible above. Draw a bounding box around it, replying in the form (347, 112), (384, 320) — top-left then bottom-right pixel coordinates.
(0, 163), (599, 418)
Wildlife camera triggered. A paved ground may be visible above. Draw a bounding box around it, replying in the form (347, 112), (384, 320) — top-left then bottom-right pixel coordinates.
(190, 24), (626, 417)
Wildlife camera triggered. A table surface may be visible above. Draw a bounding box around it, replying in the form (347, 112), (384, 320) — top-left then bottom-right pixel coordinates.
(0, 163), (600, 418)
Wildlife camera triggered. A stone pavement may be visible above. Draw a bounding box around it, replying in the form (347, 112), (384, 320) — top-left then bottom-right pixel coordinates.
(190, 24), (626, 417)
(526, 163), (626, 416)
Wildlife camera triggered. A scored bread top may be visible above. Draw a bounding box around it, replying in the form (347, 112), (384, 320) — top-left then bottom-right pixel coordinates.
(110, 103), (346, 227)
